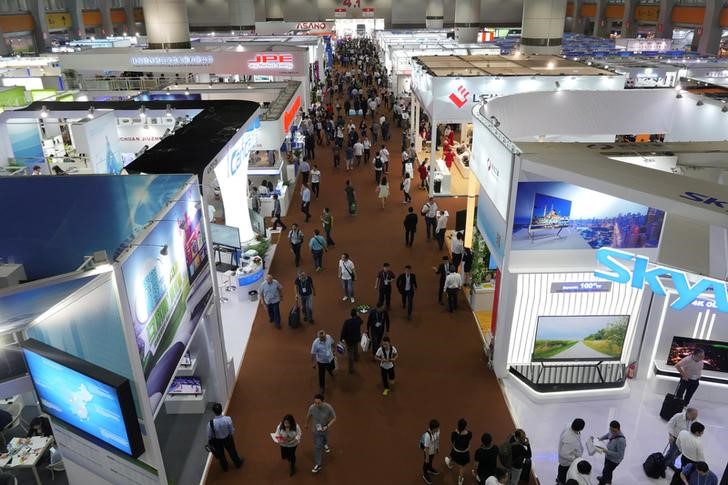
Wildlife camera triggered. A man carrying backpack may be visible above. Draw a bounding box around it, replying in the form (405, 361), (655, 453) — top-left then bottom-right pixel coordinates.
(421, 419), (441, 484)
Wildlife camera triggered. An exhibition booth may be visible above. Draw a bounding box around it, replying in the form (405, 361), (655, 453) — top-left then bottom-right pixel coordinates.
(469, 89), (728, 398)
(588, 57), (680, 88)
(0, 174), (233, 485)
(409, 54), (623, 196)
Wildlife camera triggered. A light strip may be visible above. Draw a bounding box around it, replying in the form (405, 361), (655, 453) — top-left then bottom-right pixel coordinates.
(706, 312), (716, 340)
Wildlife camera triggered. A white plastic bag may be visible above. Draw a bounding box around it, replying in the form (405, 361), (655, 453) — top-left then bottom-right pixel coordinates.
(360, 333), (370, 352)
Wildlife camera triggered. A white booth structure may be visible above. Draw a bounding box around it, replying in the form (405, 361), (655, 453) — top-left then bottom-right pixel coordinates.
(469, 87), (728, 485)
(587, 57), (680, 88)
(409, 55), (623, 196)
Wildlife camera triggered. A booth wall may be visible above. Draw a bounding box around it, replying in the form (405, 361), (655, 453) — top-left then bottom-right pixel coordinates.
(508, 272), (644, 364)
(667, 97), (728, 142)
(0, 175), (191, 281)
(471, 118), (515, 219)
(476, 186), (507, 267)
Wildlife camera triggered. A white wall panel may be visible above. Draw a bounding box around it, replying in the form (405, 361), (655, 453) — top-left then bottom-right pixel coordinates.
(508, 272), (644, 365)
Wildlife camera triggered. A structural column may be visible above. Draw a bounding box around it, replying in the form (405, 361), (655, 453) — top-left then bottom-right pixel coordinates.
(27, 0), (49, 51)
(99, 0), (114, 36)
(66, 0), (87, 39)
(656, 0), (674, 39)
(454, 0), (480, 43)
(0, 26), (9, 56)
(698, 0), (722, 55)
(265, 0), (284, 21)
(123, 0), (136, 35)
(229, 0), (255, 30)
(520, 0), (568, 55)
(426, 0), (444, 29)
(142, 0), (191, 49)
(592, 0), (608, 37)
(621, 0), (638, 38)
(569, 0), (583, 34)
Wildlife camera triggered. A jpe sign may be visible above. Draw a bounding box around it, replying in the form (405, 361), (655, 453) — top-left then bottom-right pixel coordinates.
(247, 54), (295, 71)
(595, 248), (728, 312)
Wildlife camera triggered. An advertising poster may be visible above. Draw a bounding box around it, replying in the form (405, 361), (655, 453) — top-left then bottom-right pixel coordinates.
(511, 181), (665, 251)
(7, 119), (45, 173)
(471, 120), (514, 219)
(121, 185), (212, 412)
(476, 186), (506, 266)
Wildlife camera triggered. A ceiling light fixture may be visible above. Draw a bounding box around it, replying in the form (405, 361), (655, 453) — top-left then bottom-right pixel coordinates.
(165, 104), (173, 117)
(40, 105), (49, 118)
(722, 105), (728, 113)
(696, 99), (704, 106)
(139, 105), (147, 118)
(87, 106), (95, 119)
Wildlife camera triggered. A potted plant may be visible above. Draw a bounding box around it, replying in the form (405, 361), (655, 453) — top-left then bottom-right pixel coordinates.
(467, 230), (496, 312)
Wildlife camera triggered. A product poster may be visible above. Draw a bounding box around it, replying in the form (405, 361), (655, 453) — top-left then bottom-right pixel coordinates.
(121, 185), (212, 412)
(7, 119), (45, 174)
(511, 181), (665, 251)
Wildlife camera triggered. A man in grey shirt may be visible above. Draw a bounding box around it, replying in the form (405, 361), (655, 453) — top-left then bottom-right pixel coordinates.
(305, 394), (336, 474)
(596, 420), (626, 485)
(207, 402), (244, 471)
(259, 274), (283, 329)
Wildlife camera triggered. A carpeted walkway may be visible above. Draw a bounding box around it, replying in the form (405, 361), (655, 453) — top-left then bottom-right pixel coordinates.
(206, 69), (524, 485)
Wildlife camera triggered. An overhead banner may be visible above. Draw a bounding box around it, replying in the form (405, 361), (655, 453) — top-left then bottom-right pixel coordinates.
(471, 120), (514, 219)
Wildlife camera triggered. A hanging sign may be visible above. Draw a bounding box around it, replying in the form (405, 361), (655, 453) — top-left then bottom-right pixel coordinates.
(335, 8), (347, 18)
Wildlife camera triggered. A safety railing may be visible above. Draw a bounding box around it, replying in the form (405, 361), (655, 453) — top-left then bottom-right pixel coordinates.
(509, 362), (627, 393)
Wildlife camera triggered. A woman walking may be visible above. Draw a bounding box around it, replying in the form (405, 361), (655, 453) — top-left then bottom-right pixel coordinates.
(345, 179), (357, 215)
(402, 173), (412, 204)
(377, 175), (390, 208)
(274, 414), (302, 476)
(445, 418), (473, 485)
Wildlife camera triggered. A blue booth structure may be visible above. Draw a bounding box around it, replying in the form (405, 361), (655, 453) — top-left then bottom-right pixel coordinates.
(0, 174), (231, 485)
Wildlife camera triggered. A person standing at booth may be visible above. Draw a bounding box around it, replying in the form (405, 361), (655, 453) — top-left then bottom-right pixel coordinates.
(675, 349), (705, 406)
(595, 420), (626, 485)
(259, 274), (283, 329)
(207, 403), (244, 472)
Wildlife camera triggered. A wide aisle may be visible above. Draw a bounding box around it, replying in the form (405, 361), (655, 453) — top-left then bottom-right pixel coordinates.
(207, 67), (520, 485)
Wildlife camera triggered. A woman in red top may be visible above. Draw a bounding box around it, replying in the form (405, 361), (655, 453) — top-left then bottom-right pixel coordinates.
(418, 159), (429, 190)
(444, 149), (455, 169)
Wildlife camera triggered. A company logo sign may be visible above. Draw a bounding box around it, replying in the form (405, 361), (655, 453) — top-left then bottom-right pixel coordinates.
(229, 148), (242, 177)
(680, 191), (728, 213)
(595, 248), (728, 312)
(130, 55), (213, 67)
(486, 157), (500, 178)
(296, 22), (330, 31)
(247, 54), (295, 71)
(449, 85), (470, 108)
(283, 96), (301, 133)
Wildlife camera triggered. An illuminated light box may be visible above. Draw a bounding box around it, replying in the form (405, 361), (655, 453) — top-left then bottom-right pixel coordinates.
(21, 339), (145, 458)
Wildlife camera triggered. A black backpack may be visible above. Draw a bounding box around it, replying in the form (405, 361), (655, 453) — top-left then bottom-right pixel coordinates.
(374, 157), (383, 169)
(643, 452), (666, 479)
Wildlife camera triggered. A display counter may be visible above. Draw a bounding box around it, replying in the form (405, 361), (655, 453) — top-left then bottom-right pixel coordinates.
(258, 184), (290, 218)
(433, 158), (452, 195)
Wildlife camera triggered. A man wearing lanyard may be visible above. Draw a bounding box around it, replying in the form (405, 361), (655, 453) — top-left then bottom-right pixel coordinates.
(310, 330), (336, 394)
(301, 184), (312, 223)
(375, 262), (396, 310)
(294, 270), (316, 324)
(396, 265), (418, 320)
(288, 224), (304, 267)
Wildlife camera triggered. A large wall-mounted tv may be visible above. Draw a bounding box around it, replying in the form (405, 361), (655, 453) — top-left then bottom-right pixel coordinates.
(666, 336), (728, 373)
(530, 193), (572, 230)
(532, 315), (630, 361)
(20, 339), (145, 458)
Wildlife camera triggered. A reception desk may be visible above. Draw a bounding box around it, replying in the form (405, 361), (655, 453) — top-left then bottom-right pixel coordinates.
(433, 159), (452, 195)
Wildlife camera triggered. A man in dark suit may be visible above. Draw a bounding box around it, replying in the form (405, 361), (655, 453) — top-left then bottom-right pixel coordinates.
(433, 256), (450, 305)
(396, 265), (417, 320)
(403, 207), (418, 247)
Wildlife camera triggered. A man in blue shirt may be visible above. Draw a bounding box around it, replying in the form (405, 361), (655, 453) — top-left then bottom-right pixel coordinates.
(259, 274), (283, 329)
(681, 461), (718, 485)
(207, 402), (244, 472)
(311, 330), (336, 394)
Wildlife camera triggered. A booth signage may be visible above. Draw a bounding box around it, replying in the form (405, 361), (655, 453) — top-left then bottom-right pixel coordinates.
(550, 281), (613, 293)
(594, 248), (728, 312)
(247, 54), (295, 71)
(296, 22), (331, 31)
(130, 55), (214, 67)
(680, 191), (728, 212)
(283, 95), (301, 133)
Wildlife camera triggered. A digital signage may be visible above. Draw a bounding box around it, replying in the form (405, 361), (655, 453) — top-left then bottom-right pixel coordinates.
(667, 336), (728, 373)
(532, 315), (629, 362)
(512, 181), (665, 251)
(21, 339), (144, 457)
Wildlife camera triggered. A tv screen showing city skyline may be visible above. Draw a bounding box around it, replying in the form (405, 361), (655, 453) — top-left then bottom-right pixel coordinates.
(512, 181), (665, 251)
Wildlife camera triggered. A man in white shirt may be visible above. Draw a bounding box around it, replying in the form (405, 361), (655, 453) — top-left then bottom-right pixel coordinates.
(451, 231), (464, 271)
(353, 141), (364, 167)
(435, 210), (449, 250)
(338, 253), (356, 303)
(566, 460), (593, 485)
(665, 408), (698, 469)
(379, 145), (390, 173)
(422, 197), (438, 241)
(484, 469), (509, 485)
(558, 419), (586, 484)
(444, 266), (462, 313)
(301, 184), (312, 222)
(675, 349), (705, 405)
(421, 419), (441, 484)
(676, 422), (705, 467)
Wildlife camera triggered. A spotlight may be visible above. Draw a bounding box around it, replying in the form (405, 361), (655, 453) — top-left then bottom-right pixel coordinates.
(165, 104), (173, 117)
(722, 105), (728, 113)
(696, 99), (704, 106)
(40, 105), (49, 118)
(87, 106), (95, 119)
(160, 244), (169, 256)
(139, 105), (146, 118)
(676, 91), (683, 99)
(554, 81), (561, 89)
(184, 88), (190, 96)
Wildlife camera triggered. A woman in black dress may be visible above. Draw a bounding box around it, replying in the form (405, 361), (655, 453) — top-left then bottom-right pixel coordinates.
(445, 418), (473, 485)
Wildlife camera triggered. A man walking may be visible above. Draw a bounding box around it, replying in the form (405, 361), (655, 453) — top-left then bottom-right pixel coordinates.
(676, 422), (706, 470)
(272, 194), (287, 231)
(288, 223), (304, 267)
(675, 349), (705, 406)
(665, 408), (698, 470)
(444, 265), (462, 312)
(379, 145), (390, 173)
(353, 139), (364, 167)
(338, 253), (356, 303)
(309, 229), (328, 272)
(557, 419), (585, 484)
(396, 265), (417, 320)
(367, 304), (390, 358)
(436, 210), (449, 251)
(596, 420), (626, 485)
(294, 270), (315, 324)
(310, 330), (336, 394)
(403, 206), (418, 247)
(300, 158), (311, 185)
(321, 207), (335, 246)
(301, 184), (312, 222)
(421, 419), (441, 484)
(345, 180), (356, 215)
(375, 262), (396, 309)
(339, 308), (363, 374)
(305, 394), (336, 474)
(259, 274), (283, 329)
(434, 256), (450, 305)
(422, 197), (438, 240)
(207, 402), (244, 472)
(310, 164), (321, 198)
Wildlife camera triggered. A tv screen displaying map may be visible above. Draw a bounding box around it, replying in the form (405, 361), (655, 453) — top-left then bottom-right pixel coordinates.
(21, 339), (144, 457)
(532, 315), (629, 362)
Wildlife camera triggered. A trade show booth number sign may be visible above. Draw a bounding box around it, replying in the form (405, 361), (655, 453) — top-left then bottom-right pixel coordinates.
(595, 248), (728, 312)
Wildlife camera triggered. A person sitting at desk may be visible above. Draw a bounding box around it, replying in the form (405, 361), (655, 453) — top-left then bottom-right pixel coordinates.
(26, 415), (52, 438)
(258, 181), (270, 196)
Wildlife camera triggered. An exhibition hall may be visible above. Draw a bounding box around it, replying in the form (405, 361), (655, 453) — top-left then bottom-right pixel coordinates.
(0, 0), (728, 484)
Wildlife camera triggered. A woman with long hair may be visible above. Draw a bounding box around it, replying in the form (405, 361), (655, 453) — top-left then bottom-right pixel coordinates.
(274, 414), (302, 476)
(377, 175), (390, 208)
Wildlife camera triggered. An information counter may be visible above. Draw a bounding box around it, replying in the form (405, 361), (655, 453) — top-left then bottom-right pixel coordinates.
(433, 158), (452, 195)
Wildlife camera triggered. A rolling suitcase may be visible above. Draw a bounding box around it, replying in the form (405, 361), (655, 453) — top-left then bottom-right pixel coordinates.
(660, 382), (684, 421)
(288, 306), (301, 328)
(643, 451), (667, 479)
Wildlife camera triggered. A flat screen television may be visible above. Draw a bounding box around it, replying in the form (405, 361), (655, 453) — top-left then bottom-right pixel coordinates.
(210, 223), (241, 250)
(20, 339), (145, 458)
(532, 315), (630, 362)
(666, 336), (728, 373)
(529, 193), (572, 230)
(0, 344), (27, 384)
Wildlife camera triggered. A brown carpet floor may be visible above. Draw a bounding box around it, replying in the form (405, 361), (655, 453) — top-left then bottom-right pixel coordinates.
(207, 71), (523, 485)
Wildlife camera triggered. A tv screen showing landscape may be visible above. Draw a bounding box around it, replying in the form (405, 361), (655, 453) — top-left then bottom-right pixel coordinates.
(530, 193), (572, 229)
(666, 336), (728, 373)
(532, 315), (629, 361)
